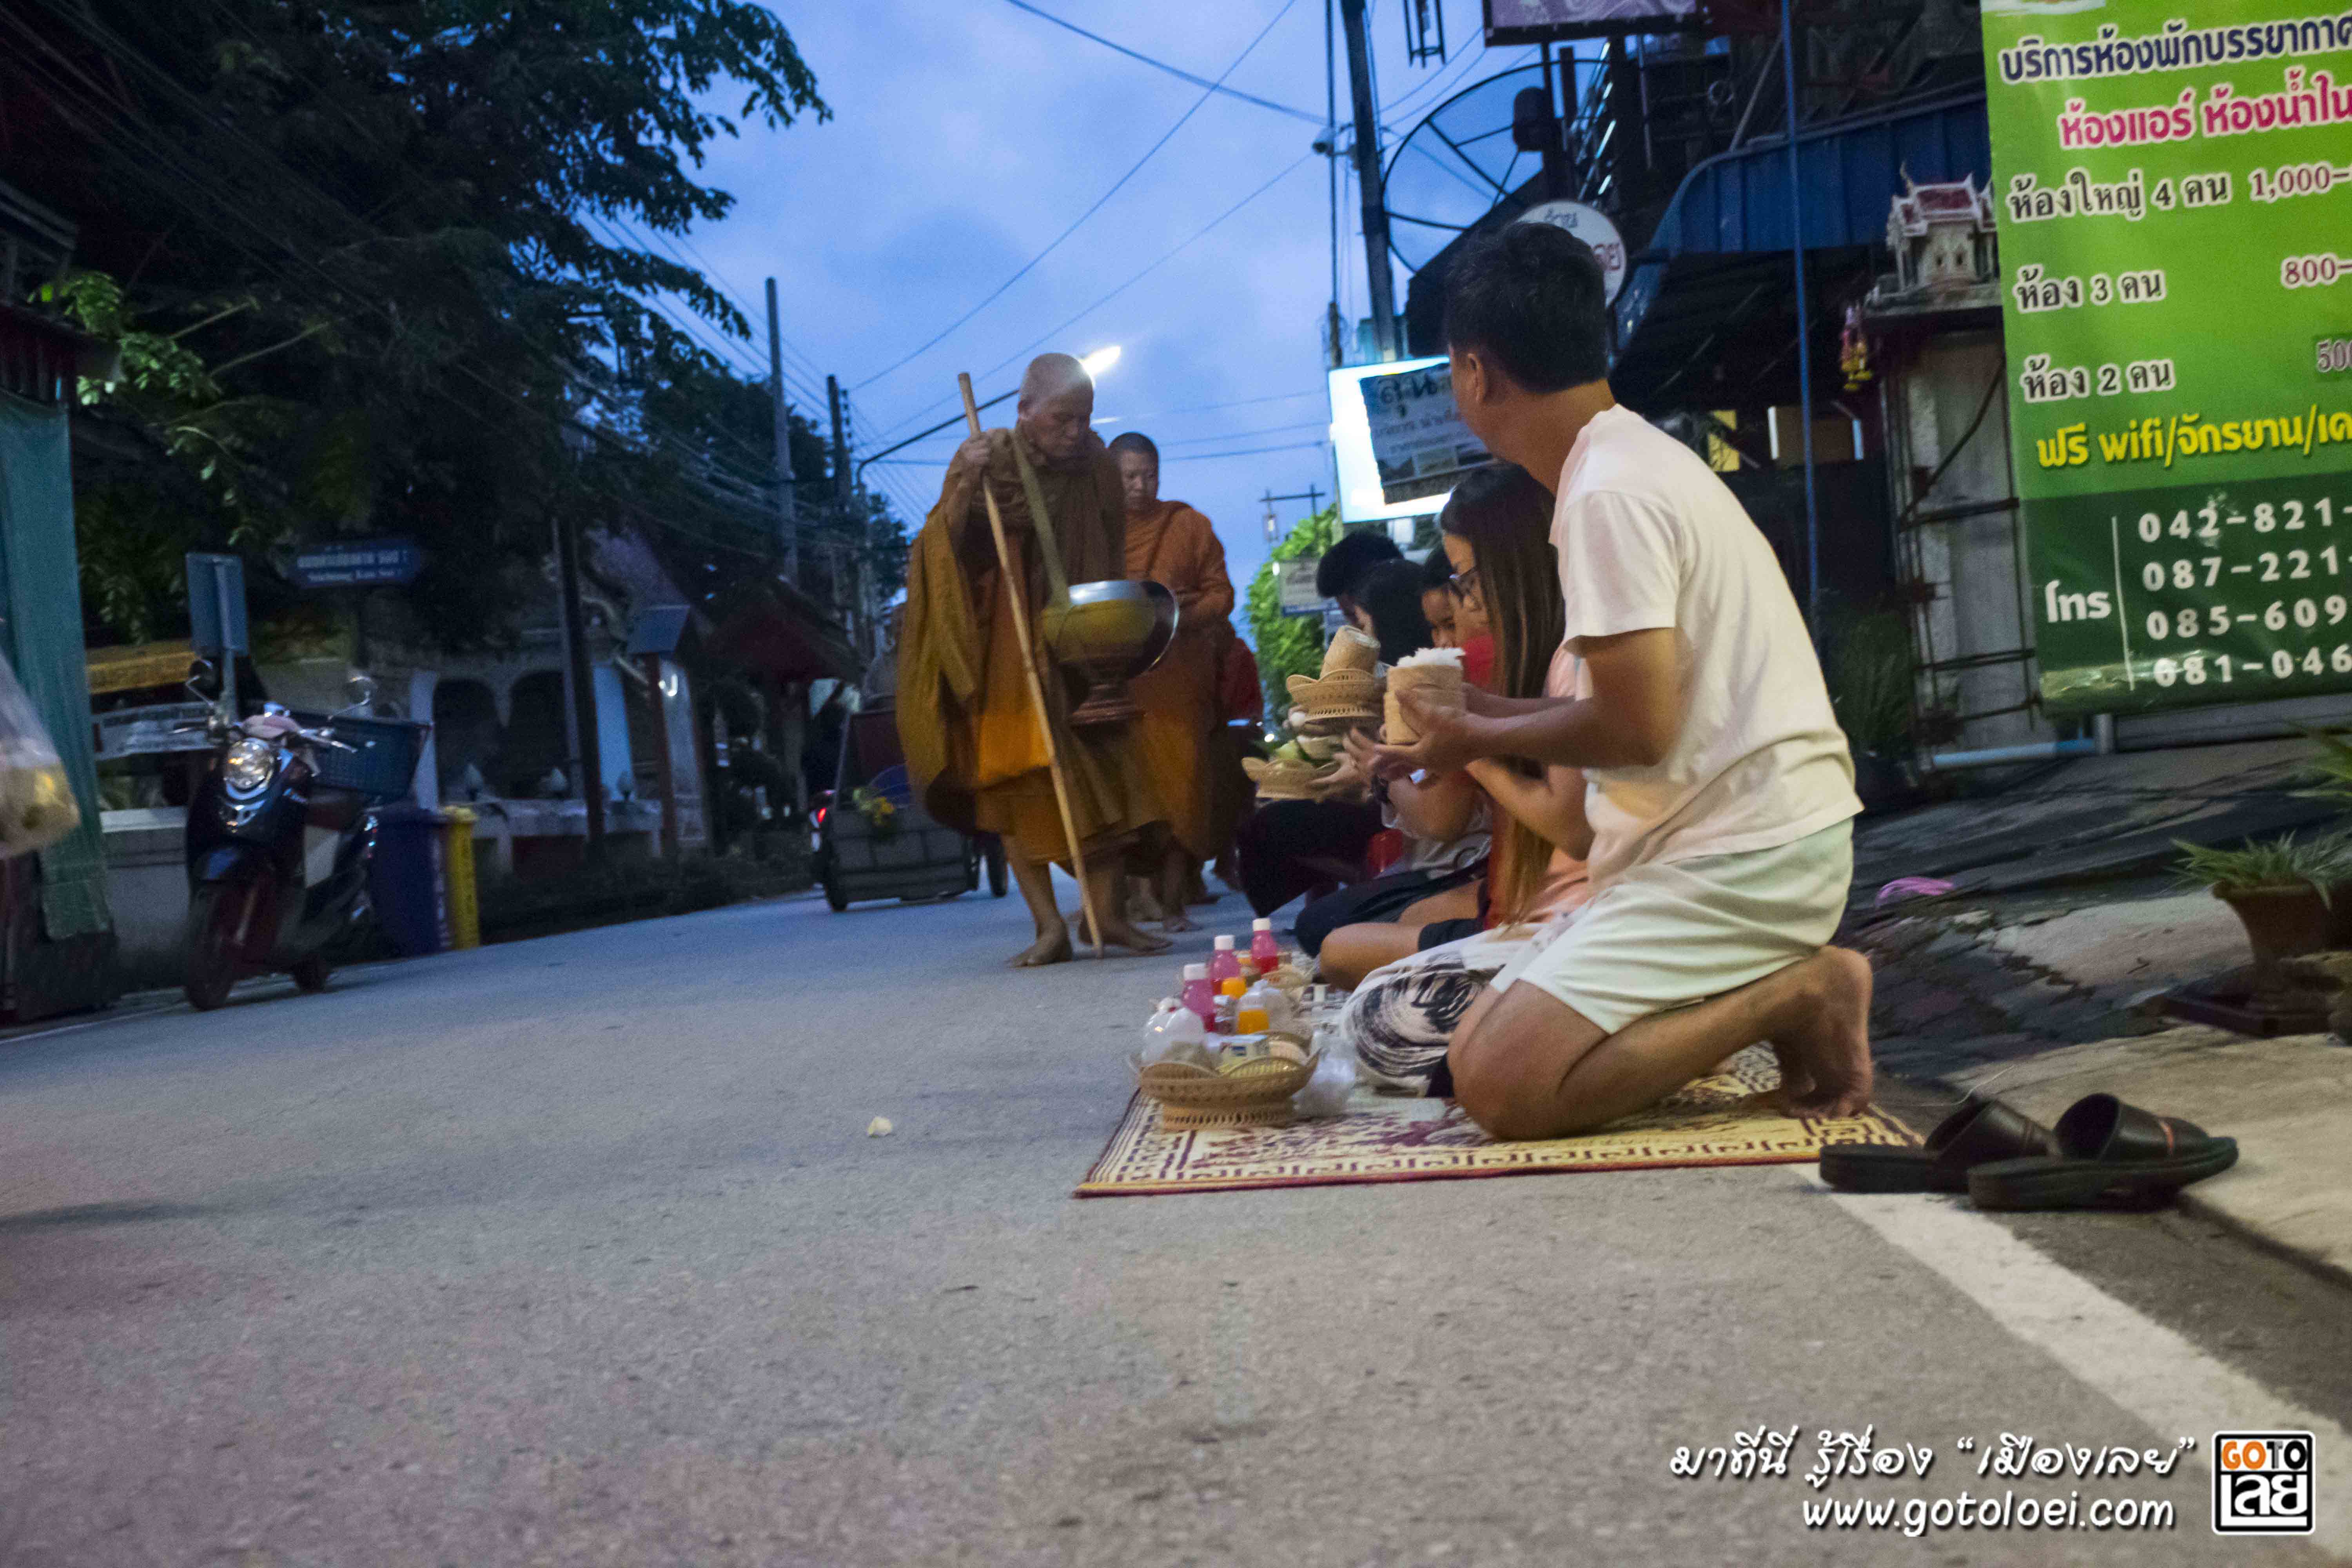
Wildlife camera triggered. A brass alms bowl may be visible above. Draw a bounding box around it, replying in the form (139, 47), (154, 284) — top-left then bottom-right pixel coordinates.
(1042, 579), (1178, 726)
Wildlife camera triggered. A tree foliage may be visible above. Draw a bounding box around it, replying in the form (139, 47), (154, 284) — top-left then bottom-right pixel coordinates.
(1, 0), (895, 648)
(1243, 506), (1340, 724)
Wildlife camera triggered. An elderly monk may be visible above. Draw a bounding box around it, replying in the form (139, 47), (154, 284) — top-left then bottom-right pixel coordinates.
(898, 353), (1171, 966)
(1108, 432), (1234, 933)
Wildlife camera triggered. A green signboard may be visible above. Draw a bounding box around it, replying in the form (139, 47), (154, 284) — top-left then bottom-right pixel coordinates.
(1982, 1), (2352, 714)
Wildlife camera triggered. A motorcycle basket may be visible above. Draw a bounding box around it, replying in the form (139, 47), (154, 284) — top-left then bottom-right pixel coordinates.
(290, 713), (431, 804)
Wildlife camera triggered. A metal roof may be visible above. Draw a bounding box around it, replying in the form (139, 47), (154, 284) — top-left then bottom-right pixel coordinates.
(1610, 90), (1990, 412)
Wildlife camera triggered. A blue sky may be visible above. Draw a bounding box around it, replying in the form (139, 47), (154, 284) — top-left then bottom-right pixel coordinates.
(669, 1), (1531, 610)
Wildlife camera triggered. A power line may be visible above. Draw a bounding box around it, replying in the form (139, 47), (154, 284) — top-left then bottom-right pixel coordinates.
(1163, 438), (1330, 462)
(1117, 387), (1326, 419)
(996, 0), (1326, 125)
(1156, 419), (1333, 446)
(7, 2), (798, 565)
(869, 150), (1317, 447)
(851, 0), (1303, 394)
(973, 156), (1318, 389)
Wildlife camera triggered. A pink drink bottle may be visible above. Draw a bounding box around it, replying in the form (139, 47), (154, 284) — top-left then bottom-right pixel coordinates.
(1249, 917), (1281, 973)
(1181, 963), (1215, 1029)
(1209, 933), (1242, 989)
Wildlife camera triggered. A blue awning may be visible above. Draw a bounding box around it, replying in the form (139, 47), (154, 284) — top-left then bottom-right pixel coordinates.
(1612, 90), (1991, 411)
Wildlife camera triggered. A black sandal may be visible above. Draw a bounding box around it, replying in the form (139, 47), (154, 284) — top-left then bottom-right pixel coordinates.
(1967, 1094), (2238, 1211)
(1820, 1097), (2058, 1194)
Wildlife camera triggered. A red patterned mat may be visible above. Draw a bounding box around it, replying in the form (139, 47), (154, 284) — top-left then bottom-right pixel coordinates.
(1076, 1047), (1915, 1198)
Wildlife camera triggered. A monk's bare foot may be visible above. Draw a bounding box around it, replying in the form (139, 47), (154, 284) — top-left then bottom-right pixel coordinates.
(1772, 948), (1874, 1119)
(1094, 916), (1172, 955)
(1013, 923), (1073, 967)
(1161, 911), (1199, 933)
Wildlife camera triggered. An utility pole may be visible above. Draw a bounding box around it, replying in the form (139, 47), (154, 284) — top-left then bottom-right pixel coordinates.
(1338, 0), (1399, 361)
(826, 375), (860, 654)
(765, 278), (798, 584)
(1780, 0), (1822, 637)
(550, 513), (606, 858)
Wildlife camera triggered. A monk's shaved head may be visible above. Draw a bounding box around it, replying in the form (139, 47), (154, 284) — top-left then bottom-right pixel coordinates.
(1015, 352), (1096, 466)
(1018, 352), (1093, 406)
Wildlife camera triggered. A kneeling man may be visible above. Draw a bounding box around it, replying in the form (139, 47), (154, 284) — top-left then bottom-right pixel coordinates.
(1378, 224), (1871, 1137)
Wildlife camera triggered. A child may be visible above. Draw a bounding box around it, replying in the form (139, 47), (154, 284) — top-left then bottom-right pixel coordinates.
(1373, 223), (1871, 1138)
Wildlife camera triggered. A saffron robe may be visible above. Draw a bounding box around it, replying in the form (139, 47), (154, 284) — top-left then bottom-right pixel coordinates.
(1122, 500), (1234, 860)
(897, 427), (1162, 866)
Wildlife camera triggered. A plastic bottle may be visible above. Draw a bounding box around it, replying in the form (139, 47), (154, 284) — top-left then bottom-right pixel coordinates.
(1209, 933), (1242, 989)
(1234, 979), (1274, 1036)
(1213, 976), (1246, 1034)
(1180, 962), (1216, 1029)
(1250, 916), (1281, 974)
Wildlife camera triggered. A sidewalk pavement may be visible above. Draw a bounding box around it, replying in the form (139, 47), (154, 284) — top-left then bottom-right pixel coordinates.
(1851, 739), (2352, 1289)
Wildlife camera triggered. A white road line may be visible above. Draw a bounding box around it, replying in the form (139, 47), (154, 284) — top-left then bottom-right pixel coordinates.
(0, 1000), (185, 1045)
(1818, 1178), (2352, 1559)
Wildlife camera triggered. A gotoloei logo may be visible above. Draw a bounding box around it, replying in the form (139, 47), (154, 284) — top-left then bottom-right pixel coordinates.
(2213, 1432), (2315, 1535)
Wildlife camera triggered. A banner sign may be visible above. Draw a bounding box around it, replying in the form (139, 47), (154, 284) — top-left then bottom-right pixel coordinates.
(292, 538), (423, 590)
(1276, 559), (1330, 617)
(1483, 0), (1695, 43)
(1357, 363), (1492, 508)
(1984, 0), (2352, 715)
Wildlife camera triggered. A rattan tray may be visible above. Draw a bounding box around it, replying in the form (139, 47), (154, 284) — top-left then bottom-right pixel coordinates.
(1136, 1052), (1318, 1129)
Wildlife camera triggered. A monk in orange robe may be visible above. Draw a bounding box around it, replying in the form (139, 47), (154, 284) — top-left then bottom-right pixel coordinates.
(1109, 432), (1235, 931)
(897, 354), (1170, 965)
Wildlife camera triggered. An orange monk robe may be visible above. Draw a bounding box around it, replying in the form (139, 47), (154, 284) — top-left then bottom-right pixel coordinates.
(897, 428), (1163, 866)
(1122, 500), (1233, 861)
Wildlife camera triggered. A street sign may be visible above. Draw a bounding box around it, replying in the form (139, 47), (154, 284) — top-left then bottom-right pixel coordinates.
(1980, 0), (2352, 716)
(94, 702), (214, 759)
(186, 553), (247, 655)
(1514, 199), (1628, 304)
(1277, 559), (1331, 617)
(1483, 0), (1695, 45)
(291, 539), (423, 589)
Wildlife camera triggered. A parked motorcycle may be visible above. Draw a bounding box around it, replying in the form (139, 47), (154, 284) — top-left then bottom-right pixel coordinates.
(178, 668), (427, 1011)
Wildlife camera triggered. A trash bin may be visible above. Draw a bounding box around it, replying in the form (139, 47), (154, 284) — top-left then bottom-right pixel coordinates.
(370, 804), (449, 957)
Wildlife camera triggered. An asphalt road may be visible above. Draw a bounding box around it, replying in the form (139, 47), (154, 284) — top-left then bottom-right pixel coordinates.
(2, 885), (2347, 1567)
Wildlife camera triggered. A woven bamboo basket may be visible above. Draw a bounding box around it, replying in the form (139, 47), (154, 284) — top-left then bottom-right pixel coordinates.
(1321, 625), (1380, 675)
(1382, 663), (1463, 744)
(1137, 1051), (1317, 1129)
(1241, 759), (1329, 801)
(1285, 669), (1383, 723)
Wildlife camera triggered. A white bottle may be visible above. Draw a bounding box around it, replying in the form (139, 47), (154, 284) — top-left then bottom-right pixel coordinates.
(1142, 998), (1209, 1065)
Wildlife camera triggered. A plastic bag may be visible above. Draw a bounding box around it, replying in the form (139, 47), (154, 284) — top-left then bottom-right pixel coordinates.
(0, 650), (78, 858)
(1138, 999), (1215, 1072)
(1292, 1024), (1359, 1119)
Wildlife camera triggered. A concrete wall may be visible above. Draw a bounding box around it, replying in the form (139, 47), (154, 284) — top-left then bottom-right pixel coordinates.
(102, 807), (188, 989)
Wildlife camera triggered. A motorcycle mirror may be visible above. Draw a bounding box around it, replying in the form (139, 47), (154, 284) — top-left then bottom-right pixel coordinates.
(185, 658), (221, 701)
(342, 672), (377, 713)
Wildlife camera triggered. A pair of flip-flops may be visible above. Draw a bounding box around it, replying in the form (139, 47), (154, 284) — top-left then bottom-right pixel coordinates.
(1821, 1093), (2238, 1210)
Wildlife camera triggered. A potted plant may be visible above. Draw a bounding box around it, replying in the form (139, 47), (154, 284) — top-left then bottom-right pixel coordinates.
(2296, 728), (2352, 939)
(2176, 834), (2344, 983)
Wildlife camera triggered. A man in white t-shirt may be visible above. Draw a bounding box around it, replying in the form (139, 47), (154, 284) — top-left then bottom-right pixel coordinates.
(1374, 222), (1872, 1140)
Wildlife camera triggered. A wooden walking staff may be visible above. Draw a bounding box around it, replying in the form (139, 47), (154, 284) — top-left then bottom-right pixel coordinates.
(957, 372), (1104, 958)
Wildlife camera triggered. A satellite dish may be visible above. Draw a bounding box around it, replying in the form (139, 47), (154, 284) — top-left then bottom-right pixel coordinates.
(1380, 57), (1610, 273)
